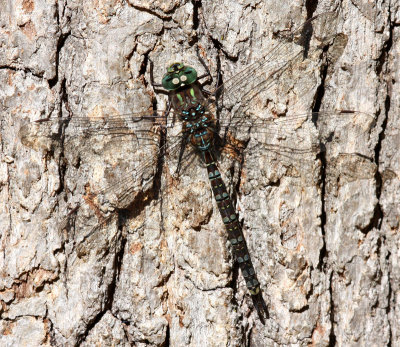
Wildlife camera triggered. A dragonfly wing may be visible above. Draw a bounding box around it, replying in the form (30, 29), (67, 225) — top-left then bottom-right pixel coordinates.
(19, 110), (177, 152)
(60, 131), (185, 253)
(218, 111), (377, 185)
(206, 12), (339, 117)
(19, 108), (185, 235)
(97, 134), (183, 210)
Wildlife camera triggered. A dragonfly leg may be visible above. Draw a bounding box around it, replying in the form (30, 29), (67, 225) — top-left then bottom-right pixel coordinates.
(201, 88), (213, 97)
(164, 100), (172, 120)
(198, 49), (222, 99)
(196, 46), (213, 85)
(175, 135), (189, 176)
(149, 59), (169, 95)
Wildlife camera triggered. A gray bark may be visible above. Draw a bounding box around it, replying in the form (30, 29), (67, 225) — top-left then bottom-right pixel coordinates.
(0, 0), (398, 346)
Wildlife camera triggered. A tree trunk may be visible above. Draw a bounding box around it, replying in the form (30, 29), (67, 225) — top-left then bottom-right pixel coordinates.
(0, 0), (398, 346)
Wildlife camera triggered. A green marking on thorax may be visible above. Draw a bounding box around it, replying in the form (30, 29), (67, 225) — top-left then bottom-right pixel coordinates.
(176, 93), (184, 105)
(190, 88), (196, 99)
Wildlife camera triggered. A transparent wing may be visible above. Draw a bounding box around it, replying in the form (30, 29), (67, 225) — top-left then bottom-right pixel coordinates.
(18, 109), (186, 232)
(205, 12), (339, 114)
(95, 132), (184, 210)
(60, 128), (186, 251)
(19, 110), (180, 151)
(217, 110), (377, 185)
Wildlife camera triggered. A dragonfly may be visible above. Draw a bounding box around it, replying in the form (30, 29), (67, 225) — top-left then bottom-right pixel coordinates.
(19, 12), (376, 322)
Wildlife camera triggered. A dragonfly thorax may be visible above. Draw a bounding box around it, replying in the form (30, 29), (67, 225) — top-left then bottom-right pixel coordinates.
(162, 62), (198, 90)
(181, 104), (206, 121)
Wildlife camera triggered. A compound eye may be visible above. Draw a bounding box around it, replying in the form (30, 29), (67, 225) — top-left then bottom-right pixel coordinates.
(181, 67), (197, 84)
(172, 78), (179, 85)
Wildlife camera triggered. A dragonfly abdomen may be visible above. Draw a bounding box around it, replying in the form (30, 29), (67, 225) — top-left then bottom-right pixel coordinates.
(203, 150), (261, 296)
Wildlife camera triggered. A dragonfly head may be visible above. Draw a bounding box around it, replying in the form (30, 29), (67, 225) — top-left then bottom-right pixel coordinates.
(162, 62), (197, 90)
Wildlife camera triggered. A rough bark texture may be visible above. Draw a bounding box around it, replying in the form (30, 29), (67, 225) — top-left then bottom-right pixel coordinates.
(0, 0), (399, 346)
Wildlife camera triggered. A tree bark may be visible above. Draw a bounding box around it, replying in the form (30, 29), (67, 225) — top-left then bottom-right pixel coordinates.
(0, 0), (398, 346)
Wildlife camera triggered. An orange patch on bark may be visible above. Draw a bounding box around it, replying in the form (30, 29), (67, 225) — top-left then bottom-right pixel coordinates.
(22, 0), (35, 12)
(20, 20), (37, 40)
(164, 314), (172, 326)
(222, 131), (246, 161)
(160, 239), (168, 249)
(7, 70), (14, 85)
(311, 321), (326, 346)
(13, 269), (57, 300)
(82, 186), (106, 221)
(2, 321), (15, 335)
(129, 242), (143, 255)
(178, 314), (184, 328)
